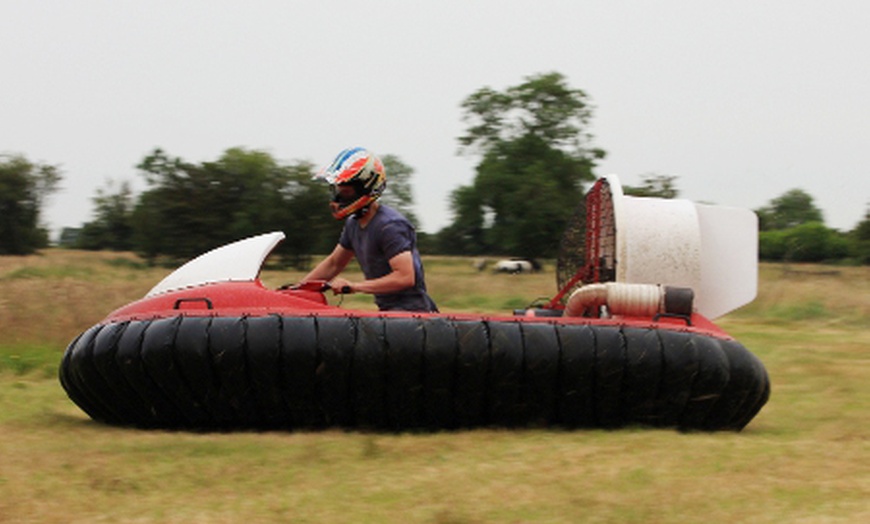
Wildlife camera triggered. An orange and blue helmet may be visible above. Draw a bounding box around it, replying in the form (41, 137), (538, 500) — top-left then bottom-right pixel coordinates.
(317, 147), (386, 220)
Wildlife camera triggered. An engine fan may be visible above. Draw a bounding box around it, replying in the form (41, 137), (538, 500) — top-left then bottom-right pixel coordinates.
(553, 178), (617, 306)
(548, 174), (758, 319)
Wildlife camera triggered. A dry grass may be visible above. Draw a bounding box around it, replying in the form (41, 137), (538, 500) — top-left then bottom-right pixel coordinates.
(0, 250), (868, 523)
(731, 263), (870, 326)
(0, 250), (162, 346)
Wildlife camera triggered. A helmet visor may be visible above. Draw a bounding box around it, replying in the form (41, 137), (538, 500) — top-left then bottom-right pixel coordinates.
(330, 182), (365, 204)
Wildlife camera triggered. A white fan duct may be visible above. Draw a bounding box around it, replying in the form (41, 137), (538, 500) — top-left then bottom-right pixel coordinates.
(605, 175), (757, 319)
(146, 231), (286, 297)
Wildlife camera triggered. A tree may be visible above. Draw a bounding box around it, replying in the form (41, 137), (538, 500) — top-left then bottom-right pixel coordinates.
(437, 185), (488, 255)
(756, 188), (823, 231)
(379, 154), (418, 226)
(753, 188), (854, 263)
(279, 160), (342, 267)
(132, 148), (226, 261)
(759, 221), (850, 262)
(850, 204), (870, 264)
(58, 227), (81, 248)
(0, 154), (61, 255)
(131, 147), (338, 266)
(78, 180), (135, 251)
(444, 72), (605, 258)
(623, 174), (679, 199)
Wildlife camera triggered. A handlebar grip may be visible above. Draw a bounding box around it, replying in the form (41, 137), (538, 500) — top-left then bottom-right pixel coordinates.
(279, 280), (351, 294)
(285, 280), (330, 292)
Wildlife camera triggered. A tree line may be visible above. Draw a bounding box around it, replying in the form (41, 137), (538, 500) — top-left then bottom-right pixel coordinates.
(63, 148), (418, 268)
(2, 72), (869, 265)
(0, 154), (60, 255)
(755, 188), (869, 263)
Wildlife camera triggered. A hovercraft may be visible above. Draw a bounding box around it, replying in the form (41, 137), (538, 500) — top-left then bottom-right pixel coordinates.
(59, 176), (769, 431)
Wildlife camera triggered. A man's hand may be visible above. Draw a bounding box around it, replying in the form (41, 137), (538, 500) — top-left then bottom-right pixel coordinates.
(328, 277), (354, 295)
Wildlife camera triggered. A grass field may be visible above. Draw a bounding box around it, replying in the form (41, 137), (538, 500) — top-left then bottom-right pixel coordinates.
(0, 250), (867, 523)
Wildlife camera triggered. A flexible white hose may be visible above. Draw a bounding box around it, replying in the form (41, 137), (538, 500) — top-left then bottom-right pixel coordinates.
(565, 283), (664, 317)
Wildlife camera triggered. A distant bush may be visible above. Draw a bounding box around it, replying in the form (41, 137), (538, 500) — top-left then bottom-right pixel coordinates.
(851, 207), (870, 264)
(759, 222), (850, 263)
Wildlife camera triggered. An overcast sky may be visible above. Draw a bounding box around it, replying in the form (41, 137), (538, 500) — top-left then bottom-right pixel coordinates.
(2, 1), (868, 238)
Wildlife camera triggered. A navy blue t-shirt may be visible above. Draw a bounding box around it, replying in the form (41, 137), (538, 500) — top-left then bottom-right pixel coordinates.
(338, 205), (438, 312)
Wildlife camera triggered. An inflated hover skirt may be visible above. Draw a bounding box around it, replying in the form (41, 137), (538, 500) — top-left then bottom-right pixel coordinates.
(59, 314), (769, 431)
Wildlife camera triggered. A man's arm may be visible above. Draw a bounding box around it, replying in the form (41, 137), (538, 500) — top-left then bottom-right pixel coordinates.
(301, 243), (355, 283)
(329, 250), (415, 295)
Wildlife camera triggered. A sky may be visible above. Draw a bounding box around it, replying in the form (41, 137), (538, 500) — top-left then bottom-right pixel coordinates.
(2, 1), (868, 238)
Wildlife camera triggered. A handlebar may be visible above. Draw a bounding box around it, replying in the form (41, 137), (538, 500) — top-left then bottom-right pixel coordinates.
(280, 279), (352, 294)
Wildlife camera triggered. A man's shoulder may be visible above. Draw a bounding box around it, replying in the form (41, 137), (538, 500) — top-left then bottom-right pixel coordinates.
(375, 205), (413, 228)
(378, 204), (411, 224)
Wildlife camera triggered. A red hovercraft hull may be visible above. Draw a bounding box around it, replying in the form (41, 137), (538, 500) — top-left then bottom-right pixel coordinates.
(60, 279), (769, 431)
(59, 174), (770, 432)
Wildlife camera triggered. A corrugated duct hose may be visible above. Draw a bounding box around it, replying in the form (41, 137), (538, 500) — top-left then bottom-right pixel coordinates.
(565, 283), (694, 319)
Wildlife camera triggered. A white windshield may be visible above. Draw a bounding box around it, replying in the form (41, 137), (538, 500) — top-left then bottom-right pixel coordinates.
(145, 231), (285, 297)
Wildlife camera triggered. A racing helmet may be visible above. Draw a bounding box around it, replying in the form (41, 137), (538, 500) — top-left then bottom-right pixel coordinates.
(317, 147), (387, 220)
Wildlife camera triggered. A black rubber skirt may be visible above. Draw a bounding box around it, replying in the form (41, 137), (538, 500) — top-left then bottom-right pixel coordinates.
(59, 315), (769, 431)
